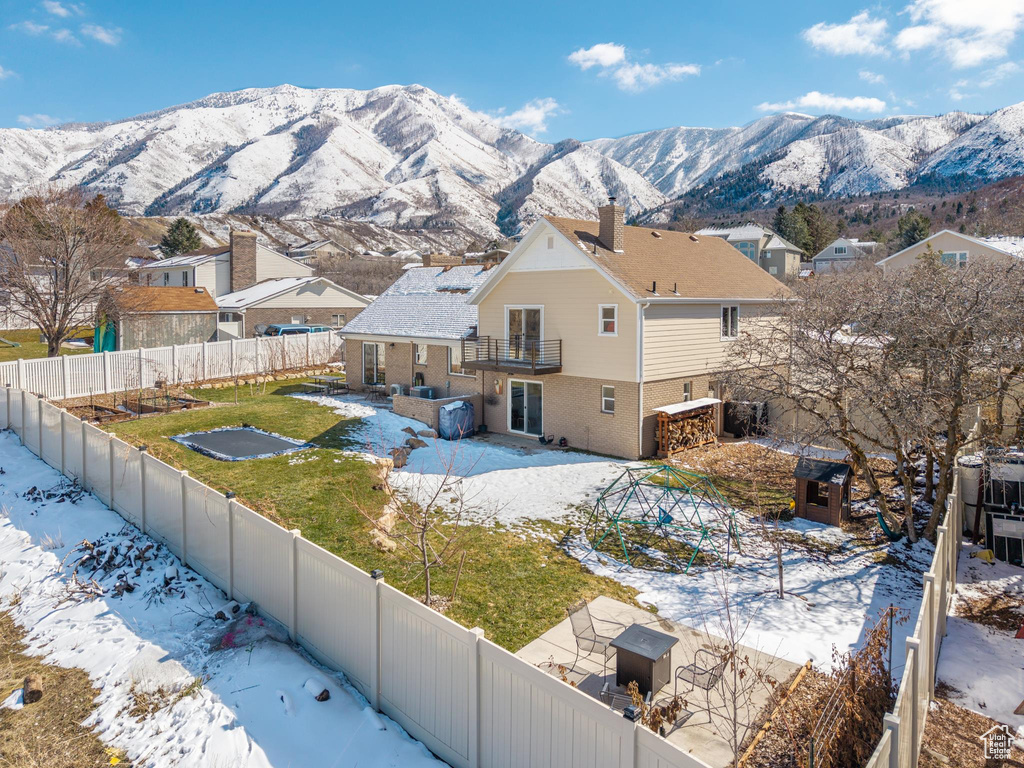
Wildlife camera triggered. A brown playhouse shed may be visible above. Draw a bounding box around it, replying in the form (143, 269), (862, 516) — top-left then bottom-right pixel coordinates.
(793, 457), (852, 526)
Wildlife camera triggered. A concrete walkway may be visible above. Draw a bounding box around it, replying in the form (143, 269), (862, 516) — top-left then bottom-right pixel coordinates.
(516, 596), (802, 768)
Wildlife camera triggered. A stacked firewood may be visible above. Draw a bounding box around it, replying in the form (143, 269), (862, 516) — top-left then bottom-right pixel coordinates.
(658, 409), (716, 456)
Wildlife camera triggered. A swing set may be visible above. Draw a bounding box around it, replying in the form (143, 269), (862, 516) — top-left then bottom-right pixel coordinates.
(582, 464), (740, 573)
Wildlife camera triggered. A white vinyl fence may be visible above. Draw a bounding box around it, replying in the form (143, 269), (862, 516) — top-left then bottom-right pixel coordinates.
(0, 386), (712, 768)
(0, 332), (343, 401)
(863, 416), (981, 768)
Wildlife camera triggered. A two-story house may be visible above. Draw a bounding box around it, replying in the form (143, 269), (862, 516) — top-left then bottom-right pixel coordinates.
(695, 223), (803, 277)
(811, 237), (879, 273)
(876, 230), (1024, 274)
(460, 202), (790, 458)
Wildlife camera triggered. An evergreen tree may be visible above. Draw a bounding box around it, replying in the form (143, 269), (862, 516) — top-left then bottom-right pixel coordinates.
(159, 217), (202, 257)
(894, 210), (931, 252)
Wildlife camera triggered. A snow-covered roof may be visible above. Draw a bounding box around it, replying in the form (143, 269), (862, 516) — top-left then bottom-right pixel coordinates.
(142, 249), (227, 269)
(981, 235), (1024, 258)
(217, 277), (328, 310)
(695, 223), (770, 242)
(290, 239), (335, 252)
(340, 265), (492, 341)
(877, 229), (1024, 266)
(763, 233), (802, 252)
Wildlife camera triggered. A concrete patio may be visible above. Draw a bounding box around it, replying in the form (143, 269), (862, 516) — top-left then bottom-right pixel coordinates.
(516, 596), (803, 768)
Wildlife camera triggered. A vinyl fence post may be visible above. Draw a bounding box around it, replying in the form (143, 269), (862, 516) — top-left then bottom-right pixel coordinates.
(102, 351), (111, 394)
(137, 348), (144, 391)
(469, 627), (485, 768)
(226, 494), (237, 599)
(36, 397), (43, 457)
(882, 713), (900, 768)
(81, 420), (88, 489)
(305, 332), (310, 369)
(61, 355), (70, 399)
(905, 638), (920, 767)
(59, 410), (66, 475)
(180, 470), (189, 566)
(2, 386), (8, 430)
(16, 358), (24, 390)
(289, 528), (301, 642)
(923, 573), (938, 697)
(201, 341), (208, 382)
(370, 569), (384, 711)
(139, 447), (148, 534)
(19, 391), (25, 446)
(172, 344), (179, 384)
(230, 339), (236, 381)
(108, 434), (116, 510)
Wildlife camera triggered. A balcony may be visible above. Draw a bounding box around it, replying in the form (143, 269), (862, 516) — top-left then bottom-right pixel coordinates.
(461, 336), (562, 375)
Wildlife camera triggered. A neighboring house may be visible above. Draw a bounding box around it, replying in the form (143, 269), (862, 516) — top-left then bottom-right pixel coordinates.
(215, 276), (370, 339)
(695, 223), (803, 277)
(461, 202), (790, 459)
(339, 265), (493, 428)
(811, 238), (879, 273)
(876, 230), (1022, 274)
(98, 285), (218, 351)
(286, 239), (349, 264)
(137, 231), (312, 297)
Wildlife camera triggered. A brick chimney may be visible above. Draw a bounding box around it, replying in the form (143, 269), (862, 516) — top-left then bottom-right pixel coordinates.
(229, 230), (258, 292)
(598, 197), (624, 253)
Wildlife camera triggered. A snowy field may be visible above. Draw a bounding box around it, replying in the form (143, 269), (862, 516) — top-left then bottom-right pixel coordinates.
(937, 543), (1024, 735)
(299, 394), (933, 671)
(0, 430), (444, 768)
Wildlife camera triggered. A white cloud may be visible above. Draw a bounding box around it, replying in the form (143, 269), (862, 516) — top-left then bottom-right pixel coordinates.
(569, 42), (699, 92)
(859, 69), (886, 84)
(757, 91), (887, 114)
(568, 43), (625, 71)
(0, 65), (14, 80)
(80, 23), (120, 45)
(51, 28), (79, 44)
(900, 0), (1024, 68)
(802, 11), (889, 56)
(8, 20), (50, 35)
(42, 1), (83, 17)
(17, 113), (61, 127)
(489, 98), (562, 135)
(979, 60), (1021, 86)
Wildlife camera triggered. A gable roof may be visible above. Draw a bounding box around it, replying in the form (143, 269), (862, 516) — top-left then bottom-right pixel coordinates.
(290, 239), (337, 252)
(876, 229), (1023, 266)
(143, 248), (228, 268)
(115, 286), (218, 313)
(764, 233), (802, 252)
(536, 217), (791, 302)
(695, 223), (770, 242)
(340, 265), (492, 341)
(216, 276), (366, 310)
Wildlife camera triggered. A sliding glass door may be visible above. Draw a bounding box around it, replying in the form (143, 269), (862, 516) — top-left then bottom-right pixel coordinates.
(362, 342), (385, 384)
(509, 379), (543, 436)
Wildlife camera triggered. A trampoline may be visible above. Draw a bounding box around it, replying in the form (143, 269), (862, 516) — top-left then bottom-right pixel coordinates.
(171, 427), (310, 461)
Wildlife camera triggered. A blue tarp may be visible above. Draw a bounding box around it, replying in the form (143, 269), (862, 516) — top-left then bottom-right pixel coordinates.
(438, 400), (474, 441)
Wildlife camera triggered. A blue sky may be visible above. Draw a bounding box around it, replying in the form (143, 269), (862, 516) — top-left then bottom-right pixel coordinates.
(1, 0), (1022, 139)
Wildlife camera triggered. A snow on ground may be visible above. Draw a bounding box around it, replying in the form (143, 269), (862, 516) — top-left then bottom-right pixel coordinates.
(298, 394), (931, 672)
(0, 430), (444, 768)
(937, 542), (1024, 735)
(294, 393), (630, 524)
(567, 515), (933, 673)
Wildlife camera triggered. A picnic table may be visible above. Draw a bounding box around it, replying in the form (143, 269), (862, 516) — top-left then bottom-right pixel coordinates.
(305, 375), (348, 395)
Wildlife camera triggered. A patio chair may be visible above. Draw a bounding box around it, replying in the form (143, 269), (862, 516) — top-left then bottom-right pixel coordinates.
(599, 682), (651, 715)
(674, 648), (727, 718)
(567, 600), (617, 677)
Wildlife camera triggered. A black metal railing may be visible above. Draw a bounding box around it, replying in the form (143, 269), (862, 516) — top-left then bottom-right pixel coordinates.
(461, 336), (562, 373)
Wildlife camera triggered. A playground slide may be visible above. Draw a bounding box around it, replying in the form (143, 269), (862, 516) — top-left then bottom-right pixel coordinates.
(0, 337), (21, 348)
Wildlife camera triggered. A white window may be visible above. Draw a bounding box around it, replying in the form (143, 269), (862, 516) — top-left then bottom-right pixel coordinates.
(599, 304), (618, 336)
(834, 246), (848, 255)
(941, 251), (968, 268)
(182, 270), (189, 287)
(737, 242), (756, 261)
(769, 266), (778, 275)
(601, 385), (615, 414)
(415, 343), (428, 365)
(721, 305), (739, 339)
(163, 272), (170, 286)
(332, 313), (346, 327)
(291, 315), (305, 324)
(683, 382), (692, 402)
(449, 345), (471, 376)
(546, 235), (554, 250)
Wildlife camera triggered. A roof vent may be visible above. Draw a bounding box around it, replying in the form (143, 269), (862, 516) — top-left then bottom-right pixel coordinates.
(195, 287), (205, 294)
(651, 231), (662, 239)
(689, 235), (699, 242)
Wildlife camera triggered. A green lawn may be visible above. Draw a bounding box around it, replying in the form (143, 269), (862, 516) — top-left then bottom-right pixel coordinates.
(104, 380), (639, 650)
(0, 329), (93, 363)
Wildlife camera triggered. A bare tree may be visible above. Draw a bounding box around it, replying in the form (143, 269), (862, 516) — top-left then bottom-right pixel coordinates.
(0, 188), (138, 356)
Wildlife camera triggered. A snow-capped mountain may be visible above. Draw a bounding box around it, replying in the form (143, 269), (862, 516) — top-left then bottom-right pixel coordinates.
(0, 83), (1021, 243)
